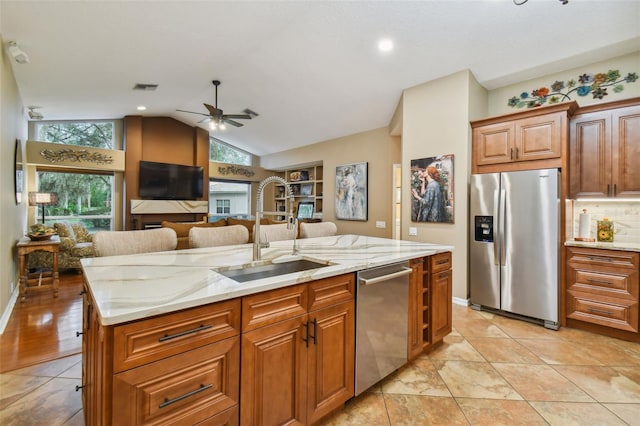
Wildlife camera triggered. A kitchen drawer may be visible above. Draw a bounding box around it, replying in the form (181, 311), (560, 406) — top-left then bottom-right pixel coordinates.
(242, 283), (307, 332)
(113, 299), (241, 372)
(567, 247), (639, 270)
(113, 337), (240, 425)
(430, 252), (452, 274)
(308, 273), (355, 312)
(194, 405), (238, 426)
(570, 269), (638, 300)
(567, 290), (639, 333)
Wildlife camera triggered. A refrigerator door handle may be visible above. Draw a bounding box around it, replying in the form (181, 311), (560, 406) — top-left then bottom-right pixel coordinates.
(493, 189), (500, 265)
(499, 188), (507, 266)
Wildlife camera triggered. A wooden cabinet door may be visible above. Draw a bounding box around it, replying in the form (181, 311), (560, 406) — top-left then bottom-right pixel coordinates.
(431, 269), (452, 343)
(569, 111), (610, 198)
(473, 121), (514, 166)
(307, 301), (355, 424)
(611, 105), (640, 197)
(514, 112), (563, 162)
(408, 258), (425, 360)
(241, 316), (307, 426)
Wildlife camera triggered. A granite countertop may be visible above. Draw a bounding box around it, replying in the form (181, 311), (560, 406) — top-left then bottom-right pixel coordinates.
(81, 234), (454, 326)
(564, 240), (640, 253)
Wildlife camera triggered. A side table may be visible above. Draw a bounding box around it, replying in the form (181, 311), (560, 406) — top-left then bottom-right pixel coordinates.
(17, 235), (60, 302)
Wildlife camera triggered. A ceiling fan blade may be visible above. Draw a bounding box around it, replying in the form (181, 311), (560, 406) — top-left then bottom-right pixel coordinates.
(223, 119), (244, 127)
(222, 114), (252, 120)
(198, 117), (212, 124)
(176, 109), (210, 117)
(204, 103), (222, 116)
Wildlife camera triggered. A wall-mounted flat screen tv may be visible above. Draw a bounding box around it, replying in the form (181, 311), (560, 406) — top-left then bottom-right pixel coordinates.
(139, 160), (204, 200)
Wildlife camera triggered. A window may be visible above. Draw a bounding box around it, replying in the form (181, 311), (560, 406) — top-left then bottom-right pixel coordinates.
(209, 180), (250, 220)
(37, 170), (113, 232)
(31, 120), (117, 232)
(210, 137), (251, 165)
(216, 199), (231, 214)
(35, 121), (115, 149)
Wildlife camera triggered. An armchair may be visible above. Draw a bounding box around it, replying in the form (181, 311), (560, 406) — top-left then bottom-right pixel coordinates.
(27, 222), (94, 272)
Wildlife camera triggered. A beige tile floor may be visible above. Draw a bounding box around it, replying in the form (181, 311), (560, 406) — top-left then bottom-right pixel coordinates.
(1, 305), (639, 425)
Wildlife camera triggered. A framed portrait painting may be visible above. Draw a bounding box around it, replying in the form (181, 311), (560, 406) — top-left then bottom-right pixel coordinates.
(410, 154), (454, 223)
(335, 162), (367, 221)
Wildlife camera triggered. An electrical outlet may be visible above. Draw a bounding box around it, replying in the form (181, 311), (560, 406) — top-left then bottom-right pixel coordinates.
(375, 221), (386, 228)
(409, 227), (417, 236)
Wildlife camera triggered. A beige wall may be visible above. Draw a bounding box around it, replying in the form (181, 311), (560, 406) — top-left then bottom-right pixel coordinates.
(260, 127), (400, 238)
(488, 51), (640, 116)
(0, 35), (28, 329)
(402, 70), (486, 301)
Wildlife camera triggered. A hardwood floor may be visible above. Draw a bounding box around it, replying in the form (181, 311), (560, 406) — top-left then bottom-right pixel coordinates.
(0, 271), (83, 373)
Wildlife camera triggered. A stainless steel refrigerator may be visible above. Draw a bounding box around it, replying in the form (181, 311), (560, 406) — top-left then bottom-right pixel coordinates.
(469, 168), (560, 329)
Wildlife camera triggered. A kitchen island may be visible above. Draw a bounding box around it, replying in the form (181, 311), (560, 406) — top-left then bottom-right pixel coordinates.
(80, 235), (453, 425)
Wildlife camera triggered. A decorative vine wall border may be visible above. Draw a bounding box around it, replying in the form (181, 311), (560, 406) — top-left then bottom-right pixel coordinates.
(40, 148), (114, 165)
(508, 69), (638, 108)
(218, 165), (255, 177)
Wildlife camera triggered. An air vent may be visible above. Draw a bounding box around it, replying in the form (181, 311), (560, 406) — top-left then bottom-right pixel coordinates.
(133, 83), (158, 91)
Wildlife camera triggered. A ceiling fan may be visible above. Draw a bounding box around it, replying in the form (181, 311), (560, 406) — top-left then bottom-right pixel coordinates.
(177, 80), (257, 130)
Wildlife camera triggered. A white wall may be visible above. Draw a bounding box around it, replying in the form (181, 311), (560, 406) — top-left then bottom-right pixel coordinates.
(0, 35), (28, 331)
(402, 70), (486, 301)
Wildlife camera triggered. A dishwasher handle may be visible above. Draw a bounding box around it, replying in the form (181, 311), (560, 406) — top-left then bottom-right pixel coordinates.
(359, 267), (412, 286)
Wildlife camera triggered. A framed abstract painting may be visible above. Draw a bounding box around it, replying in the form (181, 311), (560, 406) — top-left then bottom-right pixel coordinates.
(335, 162), (367, 221)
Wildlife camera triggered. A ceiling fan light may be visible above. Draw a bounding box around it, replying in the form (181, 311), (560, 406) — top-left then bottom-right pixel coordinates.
(219, 123), (226, 130)
(209, 121), (217, 130)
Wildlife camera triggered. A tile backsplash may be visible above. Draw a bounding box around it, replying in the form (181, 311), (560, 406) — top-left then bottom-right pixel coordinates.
(569, 200), (640, 244)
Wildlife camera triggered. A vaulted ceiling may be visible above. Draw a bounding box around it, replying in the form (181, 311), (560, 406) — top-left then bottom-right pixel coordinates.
(2, 1), (639, 156)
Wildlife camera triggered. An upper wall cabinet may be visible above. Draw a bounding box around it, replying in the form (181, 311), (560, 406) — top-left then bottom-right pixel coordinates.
(569, 98), (640, 199)
(471, 102), (578, 174)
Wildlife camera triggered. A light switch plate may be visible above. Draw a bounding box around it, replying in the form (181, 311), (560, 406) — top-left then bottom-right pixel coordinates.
(409, 227), (417, 236)
(375, 221), (386, 228)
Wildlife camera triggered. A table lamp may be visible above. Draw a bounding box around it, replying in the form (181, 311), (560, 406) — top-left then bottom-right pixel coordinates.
(28, 192), (58, 224)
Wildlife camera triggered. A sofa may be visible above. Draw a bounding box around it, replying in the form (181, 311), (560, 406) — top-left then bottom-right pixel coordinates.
(161, 217), (326, 250)
(161, 217), (274, 250)
(27, 222), (95, 271)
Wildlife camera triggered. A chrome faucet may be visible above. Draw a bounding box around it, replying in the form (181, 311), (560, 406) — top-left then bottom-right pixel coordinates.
(254, 176), (298, 261)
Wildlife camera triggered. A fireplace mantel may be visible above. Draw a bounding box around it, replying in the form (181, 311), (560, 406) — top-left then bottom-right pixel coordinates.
(130, 199), (209, 215)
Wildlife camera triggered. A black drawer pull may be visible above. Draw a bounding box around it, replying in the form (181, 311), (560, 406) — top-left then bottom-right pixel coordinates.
(75, 385), (85, 392)
(159, 384), (212, 408)
(586, 279), (612, 285)
(436, 259), (449, 265)
(76, 331), (84, 337)
(159, 325), (212, 342)
(588, 307), (613, 316)
(587, 256), (613, 262)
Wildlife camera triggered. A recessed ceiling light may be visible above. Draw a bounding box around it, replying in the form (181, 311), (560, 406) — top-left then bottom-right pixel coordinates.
(378, 38), (394, 53)
(137, 105), (147, 111)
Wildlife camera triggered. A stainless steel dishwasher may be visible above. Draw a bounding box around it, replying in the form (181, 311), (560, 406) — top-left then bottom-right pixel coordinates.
(355, 261), (411, 395)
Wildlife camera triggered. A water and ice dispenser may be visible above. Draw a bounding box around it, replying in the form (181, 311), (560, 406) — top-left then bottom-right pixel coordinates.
(474, 216), (494, 242)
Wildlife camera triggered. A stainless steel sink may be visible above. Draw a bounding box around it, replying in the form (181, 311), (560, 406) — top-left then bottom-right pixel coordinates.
(217, 259), (330, 283)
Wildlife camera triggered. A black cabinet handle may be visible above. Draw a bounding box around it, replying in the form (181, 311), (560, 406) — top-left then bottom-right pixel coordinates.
(75, 385), (85, 392)
(302, 321), (309, 347)
(515, 147), (519, 159)
(159, 384), (212, 409)
(436, 259), (449, 265)
(510, 148), (514, 160)
(607, 184), (610, 196)
(588, 307), (613, 316)
(76, 331), (84, 337)
(614, 184), (617, 196)
(309, 318), (317, 345)
(586, 278), (612, 285)
(587, 256), (613, 262)
(159, 325), (212, 342)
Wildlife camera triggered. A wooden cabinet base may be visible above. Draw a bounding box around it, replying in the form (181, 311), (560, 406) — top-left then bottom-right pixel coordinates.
(566, 318), (640, 343)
